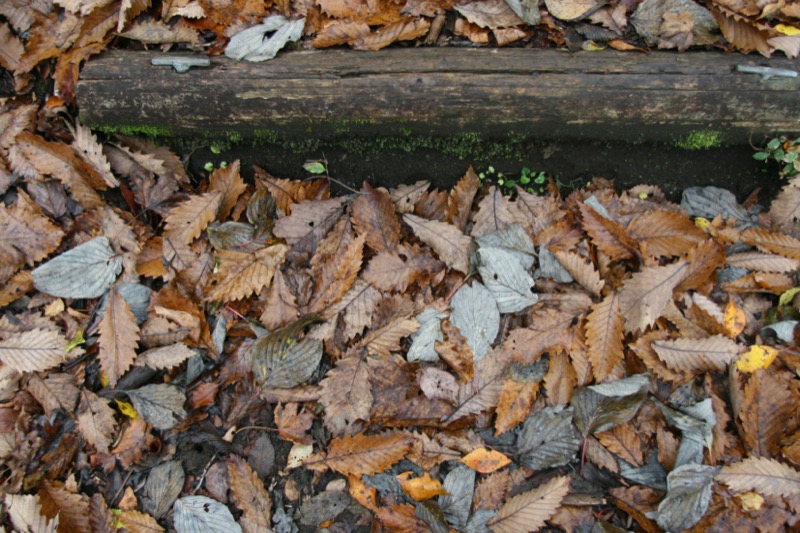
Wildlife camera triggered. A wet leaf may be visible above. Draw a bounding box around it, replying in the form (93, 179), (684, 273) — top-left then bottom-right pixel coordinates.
(439, 465), (475, 528)
(450, 282), (500, 362)
(142, 460), (185, 519)
(127, 384), (186, 430)
(572, 374), (649, 436)
(32, 236), (122, 299)
(251, 316), (324, 389)
(517, 406), (581, 470)
(656, 464), (719, 532)
(173, 495), (242, 533)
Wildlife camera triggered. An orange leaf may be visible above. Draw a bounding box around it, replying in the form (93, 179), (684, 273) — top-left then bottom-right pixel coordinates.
(585, 292), (624, 382)
(460, 447), (512, 473)
(494, 380), (539, 436)
(397, 472), (449, 500)
(724, 299), (747, 337)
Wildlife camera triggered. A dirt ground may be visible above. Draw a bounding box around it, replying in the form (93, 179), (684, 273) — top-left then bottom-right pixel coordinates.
(186, 137), (781, 204)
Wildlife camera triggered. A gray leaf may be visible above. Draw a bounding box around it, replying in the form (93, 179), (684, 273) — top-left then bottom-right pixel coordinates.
(450, 282), (500, 362)
(408, 307), (446, 362)
(253, 337), (323, 389)
(475, 224), (536, 270)
(680, 186), (749, 223)
(656, 464), (719, 532)
(127, 384), (186, 430)
(225, 16), (305, 62)
(298, 491), (350, 526)
(247, 434), (275, 479)
(142, 460), (185, 519)
(439, 465), (476, 529)
(465, 509), (496, 533)
(658, 399), (715, 450)
(32, 237), (122, 299)
(619, 456), (667, 491)
(173, 495), (242, 533)
(117, 283), (152, 324)
(503, 0), (541, 25)
(517, 406), (581, 470)
(477, 246), (538, 313)
(573, 374), (649, 436)
(535, 246), (573, 283)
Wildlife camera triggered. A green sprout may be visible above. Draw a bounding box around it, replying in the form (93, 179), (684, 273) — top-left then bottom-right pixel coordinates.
(754, 136), (800, 178)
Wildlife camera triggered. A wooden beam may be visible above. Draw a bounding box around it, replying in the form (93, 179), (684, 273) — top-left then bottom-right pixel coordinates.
(76, 48), (800, 143)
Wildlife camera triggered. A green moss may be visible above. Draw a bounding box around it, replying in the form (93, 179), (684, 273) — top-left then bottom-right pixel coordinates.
(675, 130), (724, 150)
(97, 124), (174, 138)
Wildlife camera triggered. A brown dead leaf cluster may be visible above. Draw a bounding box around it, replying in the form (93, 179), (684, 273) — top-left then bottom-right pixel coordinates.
(3, 94), (800, 530)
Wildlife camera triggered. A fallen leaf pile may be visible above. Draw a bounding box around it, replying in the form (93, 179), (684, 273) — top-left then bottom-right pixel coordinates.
(2, 99), (800, 530)
(2, 0), (800, 105)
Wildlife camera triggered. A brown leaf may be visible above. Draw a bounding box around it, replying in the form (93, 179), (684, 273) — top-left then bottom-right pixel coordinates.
(77, 390), (117, 454)
(543, 351), (577, 406)
(259, 269), (299, 330)
(510, 188), (564, 237)
(304, 432), (414, 476)
(164, 191), (223, 247)
(209, 160), (247, 221)
(710, 4), (771, 55)
(228, 455), (272, 533)
(358, 316), (419, 357)
(0, 270), (33, 306)
(455, 0), (524, 28)
(119, 19), (199, 44)
(98, 286), (140, 386)
(326, 280), (381, 340)
(768, 177), (800, 234)
(726, 251), (800, 273)
(0, 327), (69, 373)
(626, 208), (707, 258)
(487, 475), (571, 533)
(111, 418), (157, 470)
(675, 238), (725, 293)
(619, 261), (689, 333)
(471, 186), (516, 238)
(0, 190), (64, 282)
(742, 227), (800, 260)
(717, 456), (800, 496)
(351, 182), (402, 253)
(353, 16), (430, 50)
(552, 250), (604, 295)
(12, 132), (106, 208)
(500, 308), (577, 364)
(578, 201), (635, 260)
(651, 334), (743, 372)
(15, 9), (81, 74)
(319, 351), (373, 436)
(308, 234), (365, 314)
(739, 369), (795, 457)
(0, 22), (23, 71)
(38, 481), (90, 533)
(26, 373), (80, 418)
(204, 245), (288, 303)
(446, 167), (481, 232)
(597, 424), (644, 467)
(444, 348), (508, 424)
(403, 213), (472, 274)
(116, 510), (164, 533)
(313, 20), (371, 48)
(436, 320), (475, 382)
(275, 402), (315, 444)
(389, 180), (430, 214)
(585, 292), (624, 382)
(494, 379), (539, 436)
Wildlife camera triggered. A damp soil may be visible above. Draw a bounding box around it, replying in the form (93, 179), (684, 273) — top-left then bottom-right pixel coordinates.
(182, 137), (782, 204)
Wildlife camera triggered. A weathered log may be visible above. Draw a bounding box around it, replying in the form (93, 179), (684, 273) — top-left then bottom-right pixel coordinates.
(76, 48), (800, 143)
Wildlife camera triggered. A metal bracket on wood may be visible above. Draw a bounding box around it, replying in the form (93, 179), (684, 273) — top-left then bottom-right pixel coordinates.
(735, 64), (798, 80)
(150, 56), (211, 73)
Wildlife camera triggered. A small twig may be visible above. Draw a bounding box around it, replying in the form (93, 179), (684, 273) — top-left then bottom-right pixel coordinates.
(192, 452), (218, 494)
(235, 425), (278, 434)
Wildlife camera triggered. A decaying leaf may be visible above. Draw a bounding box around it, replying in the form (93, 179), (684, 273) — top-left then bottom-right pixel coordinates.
(572, 374), (650, 436)
(32, 237), (122, 299)
(487, 475), (571, 533)
(225, 16), (305, 61)
(450, 282), (500, 362)
(126, 384), (186, 430)
(403, 213), (472, 274)
(173, 495), (242, 533)
(251, 315), (324, 389)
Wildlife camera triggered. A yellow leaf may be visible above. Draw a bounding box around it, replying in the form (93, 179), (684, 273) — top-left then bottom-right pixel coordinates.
(44, 298), (64, 317)
(736, 491), (764, 511)
(115, 399), (139, 419)
(735, 345), (778, 372)
(460, 447), (512, 474)
(724, 300), (746, 337)
(397, 472), (449, 501)
(66, 329), (85, 353)
(779, 287), (800, 307)
(694, 217), (710, 229)
(581, 40), (606, 51)
(776, 24), (800, 36)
